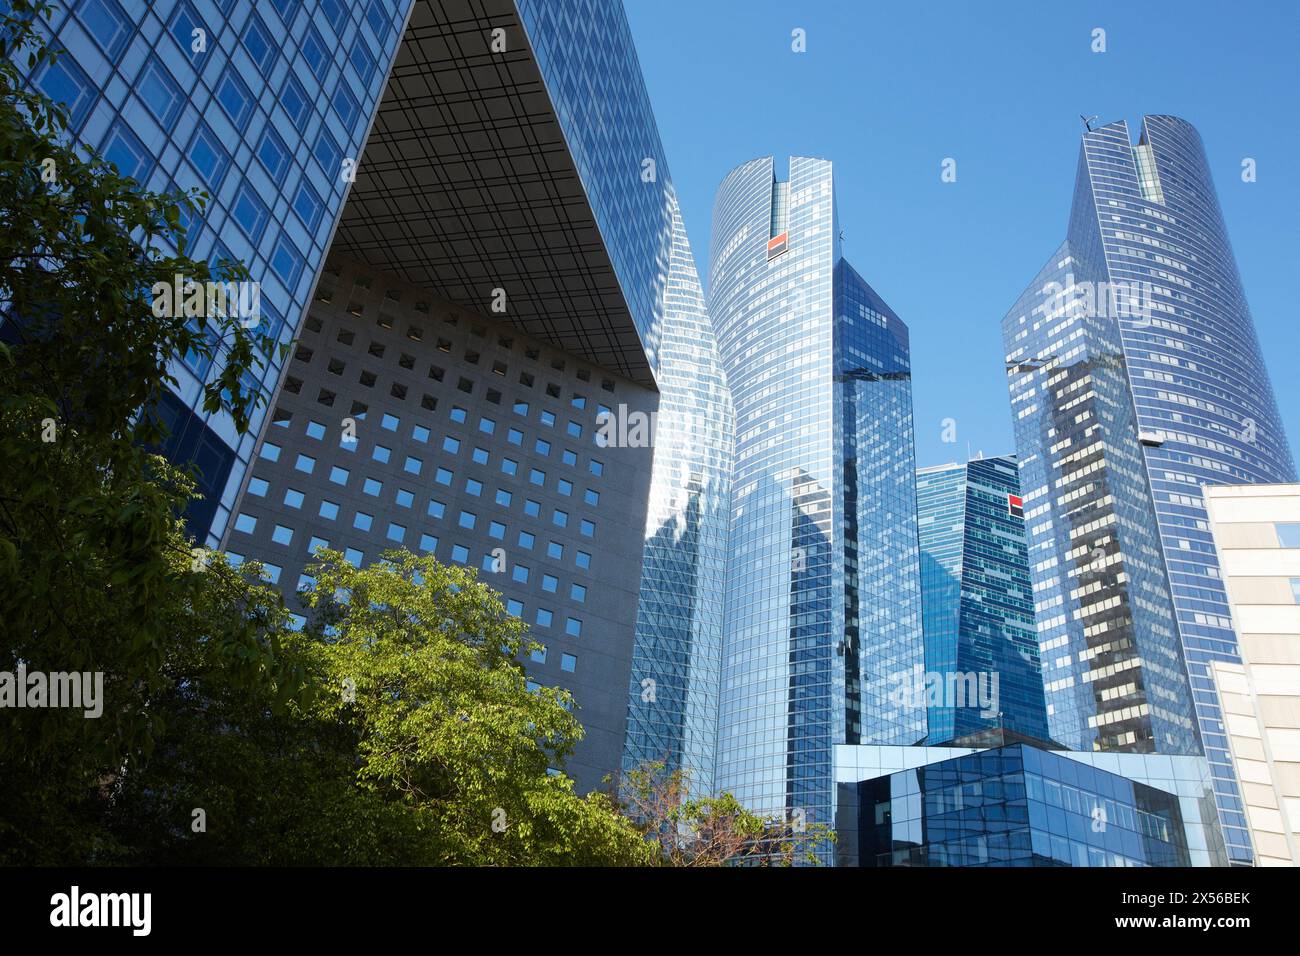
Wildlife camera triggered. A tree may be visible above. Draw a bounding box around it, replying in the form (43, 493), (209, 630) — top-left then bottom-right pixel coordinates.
(615, 761), (835, 866)
(0, 1), (297, 862)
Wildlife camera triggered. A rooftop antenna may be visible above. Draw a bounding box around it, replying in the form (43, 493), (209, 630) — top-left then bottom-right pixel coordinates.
(1080, 114), (1099, 132)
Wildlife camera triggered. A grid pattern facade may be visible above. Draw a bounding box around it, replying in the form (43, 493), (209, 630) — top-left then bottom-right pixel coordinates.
(916, 457), (1050, 744)
(620, 194), (733, 793)
(1002, 241), (1201, 755)
(15, 0), (410, 543)
(223, 257), (656, 791)
(709, 156), (924, 845)
(1069, 115), (1298, 864)
(839, 745), (1192, 867)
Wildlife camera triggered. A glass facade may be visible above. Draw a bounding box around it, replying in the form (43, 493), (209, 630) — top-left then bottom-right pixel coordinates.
(837, 744), (1193, 867)
(709, 156), (925, 848)
(620, 194), (733, 794)
(1003, 240), (1201, 757)
(1067, 115), (1298, 864)
(12, 0), (411, 544)
(916, 456), (1050, 745)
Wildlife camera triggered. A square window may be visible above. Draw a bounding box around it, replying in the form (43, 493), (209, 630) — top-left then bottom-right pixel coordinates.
(530, 469), (545, 486)
(560, 653), (576, 673)
(428, 499), (446, 519)
(570, 584), (586, 603)
(451, 545), (469, 564)
(536, 609), (553, 628)
(589, 460), (604, 477)
(293, 181), (325, 232)
(576, 551), (591, 570)
(553, 510), (569, 528)
(242, 13), (279, 77)
(387, 523), (406, 543)
(458, 511), (476, 530)
(472, 447), (490, 465)
(466, 479), (482, 497)
(562, 450), (578, 467)
(101, 122), (152, 183)
(514, 401), (530, 416)
(283, 488), (305, 509)
(567, 421), (582, 438)
(262, 563), (283, 584)
(535, 439), (551, 456)
(541, 574), (557, 594)
(137, 56), (184, 126)
(1277, 524), (1300, 548)
(565, 618), (582, 638)
(518, 531), (535, 550)
(508, 600), (524, 618)
(301, 24), (329, 79)
(354, 512), (373, 532)
(419, 534), (438, 553)
(363, 478), (382, 497)
(260, 442), (281, 462)
(169, 2), (208, 64)
(580, 519), (595, 537)
(231, 183), (270, 243)
(34, 56), (97, 130)
(295, 454), (316, 474)
(234, 513), (257, 534)
(507, 428), (523, 446)
(271, 234), (304, 286)
(307, 536), (329, 555)
(372, 445), (391, 464)
(488, 521), (506, 540)
(306, 420), (326, 439)
(413, 425), (430, 443)
(79, 0), (131, 58)
(530, 646), (547, 664)
(395, 489), (414, 509)
(314, 127), (341, 176)
(319, 500), (339, 520)
(502, 458), (518, 477)
(216, 67), (255, 126)
(495, 489), (512, 507)
(435, 468), (453, 486)
(272, 524), (294, 545)
(247, 476), (269, 497)
(381, 413), (399, 431)
(479, 417), (496, 435)
(333, 79), (360, 124)
(345, 548), (364, 568)
(547, 542), (563, 560)
(558, 479), (573, 497)
(540, 410), (556, 427)
(512, 565), (530, 584)
(349, 37), (376, 83)
(329, 466), (350, 485)
(584, 489), (600, 506)
(450, 407), (467, 424)
(443, 436), (460, 454)
(404, 456), (422, 475)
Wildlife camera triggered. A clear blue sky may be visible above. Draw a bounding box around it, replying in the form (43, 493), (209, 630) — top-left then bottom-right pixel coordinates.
(625, 0), (1300, 469)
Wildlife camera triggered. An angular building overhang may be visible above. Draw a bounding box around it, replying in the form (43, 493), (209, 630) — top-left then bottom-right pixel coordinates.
(331, 0), (656, 387)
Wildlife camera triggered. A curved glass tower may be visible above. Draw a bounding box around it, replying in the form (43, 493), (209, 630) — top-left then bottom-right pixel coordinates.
(709, 156), (925, 840)
(1069, 116), (1297, 864)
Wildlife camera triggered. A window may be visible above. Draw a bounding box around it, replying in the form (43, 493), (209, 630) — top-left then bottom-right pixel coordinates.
(507, 428), (523, 446)
(565, 618), (582, 638)
(562, 449), (578, 467)
(524, 500), (541, 518)
(319, 500), (339, 520)
(247, 476), (269, 497)
(451, 545), (469, 564)
(508, 600), (525, 618)
(281, 74), (311, 131)
(242, 13), (278, 77)
(427, 499), (446, 519)
(419, 534), (438, 554)
(78, 0), (131, 58)
(363, 478), (382, 497)
(458, 511), (476, 530)
(256, 128), (291, 181)
(349, 38), (376, 84)
(365, 0), (389, 36)
(234, 513), (257, 534)
(1277, 524), (1300, 548)
(540, 410), (556, 427)
(395, 489), (414, 509)
(353, 512), (373, 532)
(294, 454), (315, 474)
(262, 563), (283, 584)
(580, 519), (595, 538)
(1292, 579), (1300, 604)
(576, 551), (591, 570)
(169, 2), (207, 64)
(512, 565), (530, 584)
(450, 407), (468, 424)
(557, 479), (572, 497)
(472, 448), (490, 465)
(301, 25), (329, 79)
(536, 609), (553, 628)
(294, 181), (325, 232)
(560, 653), (576, 674)
(495, 489), (512, 507)
(530, 646), (547, 664)
(502, 458), (518, 477)
(479, 417), (496, 435)
(307, 536), (328, 556)
(216, 67), (255, 126)
(589, 460), (604, 477)
(272, 524), (294, 546)
(488, 521), (506, 540)
(466, 479), (482, 497)
(305, 420), (326, 440)
(412, 425), (430, 443)
(530, 469), (545, 486)
(443, 436), (460, 454)
(535, 439), (551, 456)
(404, 456), (422, 476)
(547, 542), (564, 560)
(33, 56), (97, 129)
(271, 234), (304, 286)
(387, 523), (406, 543)
(101, 123), (152, 183)
(584, 489), (600, 506)
(345, 548), (364, 568)
(314, 128), (342, 178)
(553, 510), (569, 528)
(231, 183), (270, 243)
(541, 574), (557, 594)
(518, 531), (535, 550)
(321, 0), (346, 33)
(514, 401), (530, 416)
(435, 468), (453, 486)
(283, 488), (305, 509)
(570, 584), (586, 603)
(138, 57), (183, 125)
(370, 445), (390, 464)
(329, 465), (350, 485)
(333, 81), (360, 125)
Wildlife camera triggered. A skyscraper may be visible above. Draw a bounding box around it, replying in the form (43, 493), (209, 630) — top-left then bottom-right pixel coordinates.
(12, 0), (411, 544)
(1064, 115), (1298, 865)
(709, 156), (925, 841)
(916, 456), (1050, 745)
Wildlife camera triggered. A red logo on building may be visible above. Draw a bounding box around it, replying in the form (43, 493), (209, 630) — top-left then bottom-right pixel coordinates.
(767, 232), (789, 260)
(1008, 494), (1024, 519)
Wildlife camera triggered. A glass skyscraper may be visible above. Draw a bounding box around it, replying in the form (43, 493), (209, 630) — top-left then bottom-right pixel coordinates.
(12, 0), (410, 544)
(916, 456), (1050, 745)
(709, 156), (925, 843)
(1064, 115), (1297, 864)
